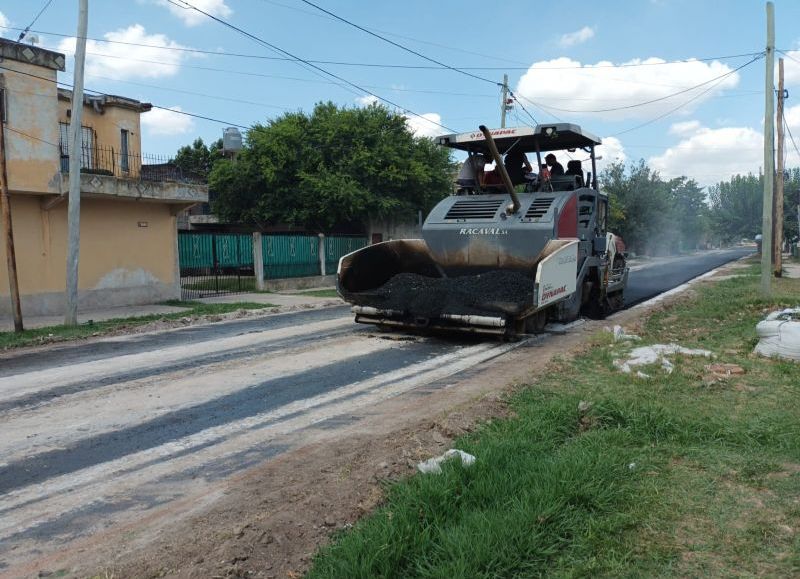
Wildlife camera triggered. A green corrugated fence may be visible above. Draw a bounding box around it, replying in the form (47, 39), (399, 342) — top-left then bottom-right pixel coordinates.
(262, 234), (320, 279)
(179, 232), (369, 282)
(179, 232), (253, 269)
(324, 236), (368, 274)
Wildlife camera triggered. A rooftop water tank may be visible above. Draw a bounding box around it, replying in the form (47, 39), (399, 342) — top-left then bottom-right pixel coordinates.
(222, 127), (243, 153)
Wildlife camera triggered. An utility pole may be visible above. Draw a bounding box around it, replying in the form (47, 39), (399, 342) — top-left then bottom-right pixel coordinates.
(761, 1), (774, 296)
(500, 74), (509, 128)
(0, 104), (24, 332)
(774, 57), (785, 277)
(65, 0), (88, 326)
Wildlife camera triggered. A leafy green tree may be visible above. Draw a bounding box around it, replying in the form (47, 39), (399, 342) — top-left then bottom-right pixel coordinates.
(665, 176), (709, 252)
(707, 173), (763, 243)
(601, 160), (671, 254)
(172, 137), (223, 181)
(209, 102), (452, 232)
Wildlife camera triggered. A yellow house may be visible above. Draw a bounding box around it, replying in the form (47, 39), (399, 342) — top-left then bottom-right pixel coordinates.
(0, 38), (207, 318)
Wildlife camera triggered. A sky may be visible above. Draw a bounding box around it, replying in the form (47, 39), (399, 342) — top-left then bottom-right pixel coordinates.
(1, 0), (800, 188)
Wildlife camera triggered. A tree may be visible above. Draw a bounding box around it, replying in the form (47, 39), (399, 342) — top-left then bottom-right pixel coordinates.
(172, 137), (223, 181)
(602, 160), (671, 254)
(665, 176), (708, 252)
(209, 102), (452, 232)
(707, 173), (763, 243)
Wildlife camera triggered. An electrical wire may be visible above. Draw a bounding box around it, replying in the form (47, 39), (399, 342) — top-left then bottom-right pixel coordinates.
(255, 0), (530, 66)
(74, 51), (499, 98)
(611, 54), (763, 137)
(517, 54), (762, 114)
(785, 115), (800, 163)
(0, 25), (763, 71)
(297, 0), (498, 86)
(17, 0), (56, 43)
(4, 124), (60, 149)
(164, 0), (457, 133)
(507, 90), (539, 125)
(778, 50), (800, 66)
(0, 63), (251, 130)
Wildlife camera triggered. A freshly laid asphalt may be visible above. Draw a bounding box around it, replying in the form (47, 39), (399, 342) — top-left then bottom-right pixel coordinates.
(624, 247), (753, 306)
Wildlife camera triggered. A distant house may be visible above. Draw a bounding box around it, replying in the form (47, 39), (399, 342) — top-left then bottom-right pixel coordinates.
(0, 38), (207, 317)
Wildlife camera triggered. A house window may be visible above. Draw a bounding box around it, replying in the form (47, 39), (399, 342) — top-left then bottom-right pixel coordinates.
(59, 122), (95, 171)
(0, 88), (6, 124)
(120, 129), (129, 173)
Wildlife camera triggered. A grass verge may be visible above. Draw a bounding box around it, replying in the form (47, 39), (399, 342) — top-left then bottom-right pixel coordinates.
(289, 289), (341, 298)
(308, 268), (800, 578)
(0, 301), (276, 350)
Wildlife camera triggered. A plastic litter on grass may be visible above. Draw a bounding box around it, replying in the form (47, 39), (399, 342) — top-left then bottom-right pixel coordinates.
(614, 344), (714, 378)
(417, 449), (476, 475)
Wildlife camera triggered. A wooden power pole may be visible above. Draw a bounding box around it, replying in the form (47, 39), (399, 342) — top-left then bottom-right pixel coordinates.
(774, 57), (785, 277)
(0, 108), (24, 332)
(761, 1), (775, 296)
(65, 0), (89, 326)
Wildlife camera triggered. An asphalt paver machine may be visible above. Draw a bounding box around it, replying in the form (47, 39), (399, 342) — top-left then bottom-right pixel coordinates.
(337, 123), (628, 337)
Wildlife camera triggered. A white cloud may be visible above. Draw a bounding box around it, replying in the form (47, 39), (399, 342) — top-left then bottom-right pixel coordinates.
(780, 49), (800, 87)
(516, 57), (740, 121)
(58, 24), (192, 80)
(595, 136), (626, 172)
(0, 11), (10, 36)
(784, 104), (800, 167)
(669, 120), (701, 136)
(405, 113), (446, 138)
(649, 125), (762, 186)
(141, 106), (195, 136)
(559, 26), (595, 47)
(155, 0), (232, 27)
(355, 95), (379, 107)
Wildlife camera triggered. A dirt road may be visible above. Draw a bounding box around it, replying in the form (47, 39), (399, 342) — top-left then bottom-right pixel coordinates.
(0, 248), (750, 578)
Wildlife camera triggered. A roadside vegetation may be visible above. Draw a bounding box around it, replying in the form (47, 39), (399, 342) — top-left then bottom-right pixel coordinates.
(291, 289), (340, 298)
(0, 301), (275, 350)
(308, 266), (800, 577)
(602, 163), (800, 255)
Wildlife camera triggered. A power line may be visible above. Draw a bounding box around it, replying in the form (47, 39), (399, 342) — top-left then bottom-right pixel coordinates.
(4, 124), (60, 149)
(17, 0), (56, 43)
(255, 0), (530, 66)
(507, 90), (539, 125)
(518, 54), (763, 114)
(73, 51), (499, 98)
(0, 25), (763, 71)
(784, 114), (800, 162)
(610, 54), (763, 137)
(0, 63), (251, 130)
(297, 0), (498, 86)
(164, 0), (456, 133)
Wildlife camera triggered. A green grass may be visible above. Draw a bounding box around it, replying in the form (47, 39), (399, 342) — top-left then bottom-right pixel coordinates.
(0, 301), (276, 350)
(290, 289), (341, 298)
(308, 267), (800, 578)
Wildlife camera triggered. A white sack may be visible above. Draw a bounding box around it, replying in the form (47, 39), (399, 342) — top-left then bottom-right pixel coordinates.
(754, 308), (800, 362)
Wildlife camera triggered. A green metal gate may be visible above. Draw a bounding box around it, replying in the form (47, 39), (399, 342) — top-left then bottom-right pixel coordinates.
(178, 232), (255, 298)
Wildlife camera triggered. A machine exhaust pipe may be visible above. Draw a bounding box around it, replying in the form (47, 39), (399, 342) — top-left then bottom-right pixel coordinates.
(479, 125), (521, 214)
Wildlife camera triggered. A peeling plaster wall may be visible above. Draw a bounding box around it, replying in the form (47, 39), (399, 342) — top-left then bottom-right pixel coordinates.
(1, 197), (179, 317)
(2, 61), (61, 194)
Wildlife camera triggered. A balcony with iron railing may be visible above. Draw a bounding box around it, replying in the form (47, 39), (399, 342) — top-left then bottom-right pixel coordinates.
(58, 142), (208, 205)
